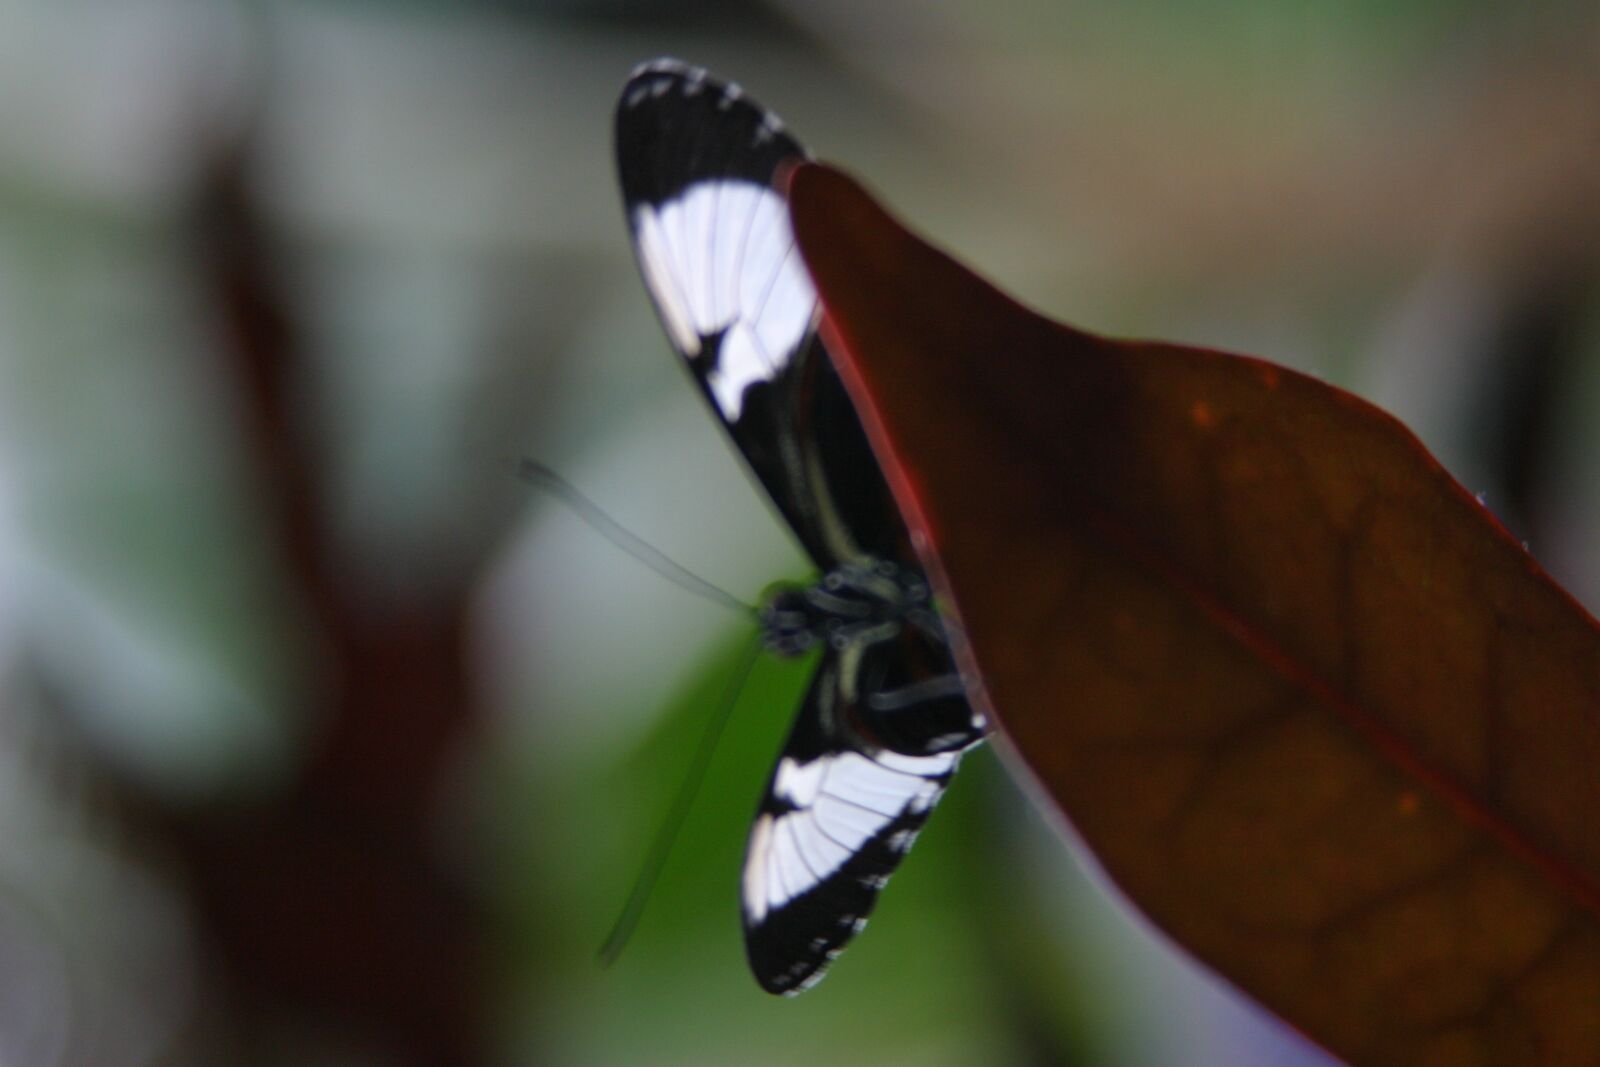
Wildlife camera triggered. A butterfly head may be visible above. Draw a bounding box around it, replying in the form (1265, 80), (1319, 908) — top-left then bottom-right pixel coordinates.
(758, 583), (824, 657)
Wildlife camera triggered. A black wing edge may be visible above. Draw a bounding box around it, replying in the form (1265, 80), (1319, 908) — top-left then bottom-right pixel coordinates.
(615, 57), (811, 212)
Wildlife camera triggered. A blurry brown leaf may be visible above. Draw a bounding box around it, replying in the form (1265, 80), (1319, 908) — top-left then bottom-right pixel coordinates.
(180, 132), (486, 1066)
(790, 161), (1600, 1067)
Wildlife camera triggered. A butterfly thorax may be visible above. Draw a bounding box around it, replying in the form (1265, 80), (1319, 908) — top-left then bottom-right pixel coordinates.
(760, 559), (937, 658)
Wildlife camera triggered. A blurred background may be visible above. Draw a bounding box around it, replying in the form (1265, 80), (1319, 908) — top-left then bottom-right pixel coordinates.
(0, 1), (1596, 1064)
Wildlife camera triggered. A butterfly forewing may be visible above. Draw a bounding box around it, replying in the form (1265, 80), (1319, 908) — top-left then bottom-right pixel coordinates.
(617, 61), (837, 565)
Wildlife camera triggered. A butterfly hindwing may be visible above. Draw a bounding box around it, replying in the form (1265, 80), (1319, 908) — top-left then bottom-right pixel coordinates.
(741, 654), (964, 994)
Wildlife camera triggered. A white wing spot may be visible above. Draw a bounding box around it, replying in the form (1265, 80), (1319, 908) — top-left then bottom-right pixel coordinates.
(630, 58), (686, 78)
(630, 181), (817, 419)
(814, 795), (887, 851)
(789, 969), (827, 995)
(632, 204), (701, 356)
(742, 815), (775, 923)
(774, 820), (816, 901)
(775, 757), (826, 806)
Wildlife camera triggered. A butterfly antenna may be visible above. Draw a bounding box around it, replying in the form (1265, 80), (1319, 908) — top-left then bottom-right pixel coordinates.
(598, 629), (764, 965)
(519, 459), (756, 616)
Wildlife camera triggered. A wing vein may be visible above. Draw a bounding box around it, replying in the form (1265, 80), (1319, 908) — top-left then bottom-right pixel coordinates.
(781, 818), (822, 883)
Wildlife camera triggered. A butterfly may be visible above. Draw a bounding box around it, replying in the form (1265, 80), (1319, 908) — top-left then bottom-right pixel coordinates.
(614, 58), (987, 995)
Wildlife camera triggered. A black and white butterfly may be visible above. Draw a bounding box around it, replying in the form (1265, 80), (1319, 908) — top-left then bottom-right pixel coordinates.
(615, 58), (987, 995)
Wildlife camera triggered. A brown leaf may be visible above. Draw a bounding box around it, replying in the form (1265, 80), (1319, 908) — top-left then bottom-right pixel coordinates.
(789, 161), (1600, 1067)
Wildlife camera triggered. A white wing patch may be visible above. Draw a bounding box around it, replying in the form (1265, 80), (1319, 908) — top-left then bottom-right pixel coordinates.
(773, 757), (826, 806)
(741, 749), (959, 924)
(631, 180), (817, 419)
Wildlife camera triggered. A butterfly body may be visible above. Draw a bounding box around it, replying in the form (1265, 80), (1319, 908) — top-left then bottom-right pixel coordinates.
(615, 58), (986, 995)
(761, 560), (931, 657)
